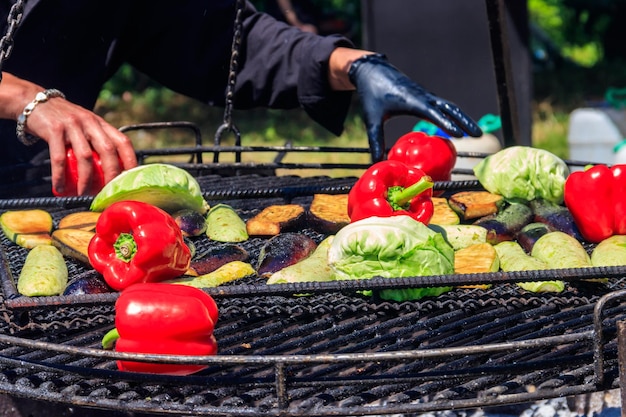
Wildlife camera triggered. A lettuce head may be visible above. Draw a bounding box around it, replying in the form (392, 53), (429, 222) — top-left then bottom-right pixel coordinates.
(327, 216), (455, 301)
(90, 163), (209, 214)
(473, 146), (569, 204)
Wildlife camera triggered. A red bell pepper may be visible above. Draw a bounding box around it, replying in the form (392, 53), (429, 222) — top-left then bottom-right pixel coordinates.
(564, 164), (626, 243)
(102, 283), (218, 375)
(52, 147), (107, 197)
(387, 131), (457, 195)
(88, 201), (191, 291)
(348, 159), (434, 223)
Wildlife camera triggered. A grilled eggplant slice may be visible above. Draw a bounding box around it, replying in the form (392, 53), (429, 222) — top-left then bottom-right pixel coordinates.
(448, 191), (504, 220)
(256, 232), (317, 278)
(474, 203), (533, 245)
(51, 229), (95, 265)
(172, 209), (207, 237)
(429, 197), (460, 225)
(307, 194), (350, 234)
(63, 272), (114, 295)
(188, 243), (250, 276)
(529, 198), (583, 241)
(515, 222), (554, 253)
(267, 236), (335, 284)
(57, 211), (101, 231)
(0, 209), (53, 248)
(247, 204), (306, 236)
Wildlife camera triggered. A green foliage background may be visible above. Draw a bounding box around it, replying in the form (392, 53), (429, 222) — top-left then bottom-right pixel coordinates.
(96, 0), (626, 165)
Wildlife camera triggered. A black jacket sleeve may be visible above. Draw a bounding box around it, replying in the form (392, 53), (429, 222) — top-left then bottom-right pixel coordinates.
(122, 1), (355, 136)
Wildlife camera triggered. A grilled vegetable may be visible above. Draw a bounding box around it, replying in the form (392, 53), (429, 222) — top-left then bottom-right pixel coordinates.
(63, 272), (114, 295)
(328, 216), (454, 301)
(51, 229), (95, 265)
(494, 241), (565, 293)
(90, 163), (210, 215)
(474, 202), (533, 244)
(307, 194), (350, 234)
(531, 231), (592, 269)
(17, 245), (69, 296)
(256, 233), (318, 278)
(57, 211), (101, 231)
(591, 235), (626, 267)
(529, 198), (582, 240)
(246, 204), (306, 236)
(515, 222), (554, 253)
(88, 201), (192, 291)
(0, 209), (53, 248)
(172, 209), (207, 237)
(454, 243), (499, 289)
(428, 224), (488, 250)
(102, 283), (218, 375)
(206, 204), (248, 242)
(169, 261), (255, 288)
(347, 160), (434, 223)
(188, 243), (250, 276)
(267, 236), (335, 284)
(473, 146), (569, 204)
(448, 191), (504, 220)
(429, 197), (460, 225)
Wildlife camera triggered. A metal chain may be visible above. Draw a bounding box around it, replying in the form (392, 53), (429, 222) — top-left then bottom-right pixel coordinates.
(214, 0), (244, 162)
(0, 0), (26, 83)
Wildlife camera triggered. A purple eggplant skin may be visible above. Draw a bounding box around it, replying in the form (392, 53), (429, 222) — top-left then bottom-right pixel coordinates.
(529, 199), (584, 241)
(63, 272), (114, 296)
(256, 233), (318, 278)
(474, 202), (533, 245)
(172, 209), (207, 237)
(515, 222), (554, 254)
(189, 243), (250, 275)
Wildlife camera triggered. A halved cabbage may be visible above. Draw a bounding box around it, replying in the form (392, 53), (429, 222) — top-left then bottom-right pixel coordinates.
(90, 163), (209, 214)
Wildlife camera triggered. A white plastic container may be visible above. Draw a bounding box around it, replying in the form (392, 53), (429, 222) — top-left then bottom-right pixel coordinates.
(614, 139), (626, 165)
(450, 133), (502, 180)
(567, 108), (624, 164)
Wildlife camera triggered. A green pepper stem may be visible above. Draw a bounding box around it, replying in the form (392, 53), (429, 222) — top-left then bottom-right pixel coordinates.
(114, 233), (137, 262)
(102, 328), (120, 350)
(392, 176), (434, 207)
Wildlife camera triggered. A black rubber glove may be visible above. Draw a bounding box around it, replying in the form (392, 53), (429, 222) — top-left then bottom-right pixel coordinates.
(349, 53), (483, 162)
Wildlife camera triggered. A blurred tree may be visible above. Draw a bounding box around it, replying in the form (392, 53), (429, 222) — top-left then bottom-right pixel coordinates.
(529, 0), (626, 66)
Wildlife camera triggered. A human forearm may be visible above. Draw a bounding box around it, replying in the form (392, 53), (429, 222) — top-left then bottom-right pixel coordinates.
(0, 72), (46, 121)
(327, 47), (374, 91)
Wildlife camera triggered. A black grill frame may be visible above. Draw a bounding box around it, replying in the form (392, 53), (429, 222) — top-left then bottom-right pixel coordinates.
(0, 141), (625, 415)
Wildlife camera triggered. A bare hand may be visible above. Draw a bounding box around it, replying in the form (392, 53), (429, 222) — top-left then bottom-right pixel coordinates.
(24, 97), (137, 195)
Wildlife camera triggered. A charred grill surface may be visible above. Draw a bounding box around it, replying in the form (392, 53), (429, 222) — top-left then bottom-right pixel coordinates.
(0, 172), (624, 416)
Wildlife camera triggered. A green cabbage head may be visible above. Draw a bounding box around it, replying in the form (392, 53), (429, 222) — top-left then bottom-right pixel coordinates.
(473, 146), (569, 204)
(90, 163), (209, 214)
(328, 215), (455, 301)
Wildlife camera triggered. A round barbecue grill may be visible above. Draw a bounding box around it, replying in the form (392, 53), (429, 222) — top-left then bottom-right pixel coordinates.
(1, 0), (626, 416)
(0, 155), (625, 417)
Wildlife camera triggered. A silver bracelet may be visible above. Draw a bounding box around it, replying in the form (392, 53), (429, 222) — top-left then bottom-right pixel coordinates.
(16, 88), (66, 146)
